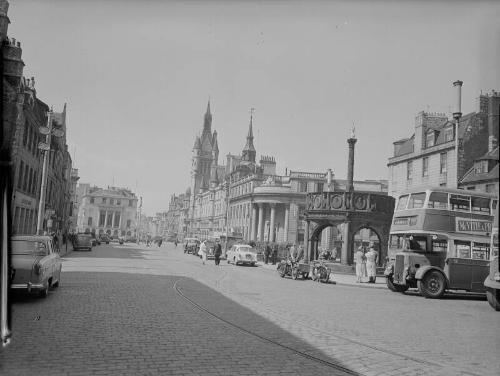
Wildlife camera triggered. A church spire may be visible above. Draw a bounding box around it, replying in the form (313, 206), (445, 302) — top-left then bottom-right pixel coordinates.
(242, 108), (256, 163)
(203, 99), (212, 132)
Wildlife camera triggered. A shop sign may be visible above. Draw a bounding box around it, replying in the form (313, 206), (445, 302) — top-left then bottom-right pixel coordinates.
(456, 218), (492, 235)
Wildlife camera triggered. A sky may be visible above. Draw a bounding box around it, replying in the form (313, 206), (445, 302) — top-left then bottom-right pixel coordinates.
(8, 0), (500, 215)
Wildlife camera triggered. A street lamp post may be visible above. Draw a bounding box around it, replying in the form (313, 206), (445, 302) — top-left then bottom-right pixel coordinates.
(224, 179), (230, 256)
(36, 110), (64, 235)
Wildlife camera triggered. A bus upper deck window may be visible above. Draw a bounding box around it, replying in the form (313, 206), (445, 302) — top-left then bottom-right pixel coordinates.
(471, 197), (491, 214)
(407, 192), (425, 209)
(450, 194), (470, 212)
(396, 195), (409, 211)
(428, 192), (448, 209)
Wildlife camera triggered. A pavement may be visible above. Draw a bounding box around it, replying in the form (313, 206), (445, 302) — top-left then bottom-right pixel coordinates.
(257, 262), (387, 289)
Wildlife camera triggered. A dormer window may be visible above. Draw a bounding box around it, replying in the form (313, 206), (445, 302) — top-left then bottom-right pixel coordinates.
(426, 130), (435, 148)
(474, 160), (488, 174)
(444, 126), (453, 142)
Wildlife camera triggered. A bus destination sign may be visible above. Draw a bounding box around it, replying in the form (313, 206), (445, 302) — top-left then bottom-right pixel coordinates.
(456, 218), (492, 235)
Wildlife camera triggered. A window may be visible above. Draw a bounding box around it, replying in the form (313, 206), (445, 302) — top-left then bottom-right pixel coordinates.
(427, 192), (448, 209)
(23, 165), (29, 191)
(102, 198), (107, 204)
(407, 161), (413, 180)
(440, 152), (447, 174)
(444, 127), (453, 142)
(128, 200), (132, 207)
(422, 157), (429, 177)
(299, 181), (307, 192)
(90, 197), (94, 204)
(316, 182), (323, 192)
(389, 234), (405, 249)
(432, 239), (448, 253)
(18, 161), (24, 189)
(471, 197), (490, 214)
(116, 200), (121, 206)
(472, 242), (490, 260)
(450, 194), (470, 212)
(455, 240), (471, 258)
(126, 219), (131, 228)
(466, 186), (476, 190)
(114, 212), (120, 227)
(396, 195), (409, 210)
(407, 192), (425, 209)
(110, 198), (114, 205)
(474, 160), (488, 174)
(88, 217), (93, 226)
(408, 235), (427, 252)
(426, 131), (435, 148)
(23, 125), (28, 146)
(32, 171), (37, 195)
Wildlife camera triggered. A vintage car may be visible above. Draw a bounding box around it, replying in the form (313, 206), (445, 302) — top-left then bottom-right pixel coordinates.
(99, 234), (111, 244)
(184, 238), (200, 254)
(74, 233), (93, 251)
(10, 235), (62, 297)
(227, 244), (258, 266)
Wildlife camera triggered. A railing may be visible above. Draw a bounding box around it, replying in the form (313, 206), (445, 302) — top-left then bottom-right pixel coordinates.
(289, 171), (326, 179)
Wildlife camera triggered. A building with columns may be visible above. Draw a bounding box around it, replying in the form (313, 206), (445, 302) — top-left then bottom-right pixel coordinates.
(167, 102), (388, 247)
(76, 186), (138, 237)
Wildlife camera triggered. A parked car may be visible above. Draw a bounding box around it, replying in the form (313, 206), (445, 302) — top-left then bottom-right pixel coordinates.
(226, 244), (258, 266)
(91, 234), (100, 246)
(10, 235), (62, 297)
(99, 234), (110, 244)
(184, 238), (200, 254)
(74, 233), (93, 251)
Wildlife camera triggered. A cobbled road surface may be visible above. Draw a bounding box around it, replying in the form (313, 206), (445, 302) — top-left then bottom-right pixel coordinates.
(1, 242), (499, 376)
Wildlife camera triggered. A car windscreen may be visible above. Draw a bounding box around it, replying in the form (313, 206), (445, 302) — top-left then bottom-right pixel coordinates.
(238, 246), (256, 253)
(11, 240), (46, 255)
(77, 235), (90, 241)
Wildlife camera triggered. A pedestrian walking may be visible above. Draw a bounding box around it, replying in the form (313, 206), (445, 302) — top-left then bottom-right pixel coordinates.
(264, 243), (271, 264)
(354, 246), (365, 283)
(214, 240), (222, 266)
(158, 238), (163, 247)
(272, 243), (278, 265)
(365, 244), (379, 283)
(174, 239), (178, 248)
(199, 240), (208, 265)
(289, 243), (298, 263)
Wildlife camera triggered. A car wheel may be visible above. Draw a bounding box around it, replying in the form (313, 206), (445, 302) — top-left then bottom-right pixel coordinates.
(418, 270), (446, 299)
(486, 289), (500, 311)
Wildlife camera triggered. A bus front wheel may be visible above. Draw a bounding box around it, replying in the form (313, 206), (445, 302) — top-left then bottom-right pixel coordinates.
(386, 277), (409, 293)
(418, 271), (446, 299)
(486, 289), (500, 311)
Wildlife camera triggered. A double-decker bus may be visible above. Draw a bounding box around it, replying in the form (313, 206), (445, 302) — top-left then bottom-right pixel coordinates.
(384, 187), (497, 298)
(484, 203), (499, 310)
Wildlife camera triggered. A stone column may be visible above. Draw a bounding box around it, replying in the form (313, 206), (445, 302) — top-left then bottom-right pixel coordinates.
(304, 220), (310, 262)
(341, 221), (350, 265)
(283, 205), (289, 243)
(269, 203), (276, 242)
(104, 210), (108, 227)
(250, 204), (257, 241)
(257, 203), (265, 241)
(347, 137), (357, 192)
(112, 211), (116, 229)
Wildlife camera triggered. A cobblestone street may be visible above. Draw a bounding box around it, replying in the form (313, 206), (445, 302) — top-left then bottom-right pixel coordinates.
(2, 242), (499, 376)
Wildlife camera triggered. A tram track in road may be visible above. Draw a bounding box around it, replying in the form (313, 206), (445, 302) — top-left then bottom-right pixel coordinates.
(173, 277), (484, 376)
(173, 277), (360, 376)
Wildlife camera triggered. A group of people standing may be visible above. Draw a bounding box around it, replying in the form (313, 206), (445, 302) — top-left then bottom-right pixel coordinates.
(198, 240), (223, 266)
(263, 243), (279, 265)
(354, 243), (379, 283)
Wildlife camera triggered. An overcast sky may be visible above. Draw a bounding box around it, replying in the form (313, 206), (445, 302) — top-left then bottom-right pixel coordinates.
(8, 0), (500, 215)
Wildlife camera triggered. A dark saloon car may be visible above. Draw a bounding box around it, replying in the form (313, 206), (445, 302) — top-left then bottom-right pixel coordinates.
(74, 233), (93, 251)
(10, 235), (62, 297)
(99, 234), (111, 244)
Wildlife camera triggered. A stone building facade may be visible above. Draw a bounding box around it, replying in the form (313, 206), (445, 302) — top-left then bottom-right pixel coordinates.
(76, 186), (138, 237)
(167, 103), (388, 246)
(2, 0), (74, 236)
(388, 88), (499, 198)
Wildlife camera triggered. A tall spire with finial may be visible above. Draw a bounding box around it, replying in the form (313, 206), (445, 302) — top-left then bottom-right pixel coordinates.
(242, 107), (256, 163)
(203, 99), (212, 132)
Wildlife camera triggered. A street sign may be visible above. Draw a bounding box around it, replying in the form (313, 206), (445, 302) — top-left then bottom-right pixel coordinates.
(39, 126), (50, 135)
(38, 142), (50, 151)
(52, 128), (65, 138)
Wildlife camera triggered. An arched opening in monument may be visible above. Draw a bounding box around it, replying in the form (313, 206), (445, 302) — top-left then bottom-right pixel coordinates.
(312, 224), (343, 262)
(352, 226), (383, 266)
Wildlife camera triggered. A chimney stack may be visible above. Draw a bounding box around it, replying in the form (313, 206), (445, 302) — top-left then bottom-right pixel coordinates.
(453, 80), (463, 120)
